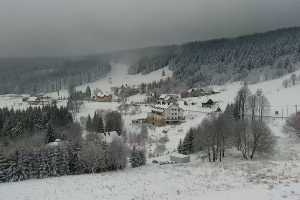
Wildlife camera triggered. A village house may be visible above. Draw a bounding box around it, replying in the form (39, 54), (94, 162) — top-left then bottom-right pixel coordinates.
(147, 94), (184, 126)
(95, 92), (112, 102)
(24, 95), (55, 106)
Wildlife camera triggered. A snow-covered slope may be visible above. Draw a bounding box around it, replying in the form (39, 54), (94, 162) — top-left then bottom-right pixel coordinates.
(1, 152), (300, 200)
(46, 63), (172, 99)
(78, 63), (172, 93)
(206, 68), (300, 117)
(1, 67), (300, 200)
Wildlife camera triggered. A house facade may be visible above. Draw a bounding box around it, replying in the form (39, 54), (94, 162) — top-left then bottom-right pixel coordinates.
(148, 94), (184, 126)
(95, 92), (112, 102)
(148, 103), (184, 126)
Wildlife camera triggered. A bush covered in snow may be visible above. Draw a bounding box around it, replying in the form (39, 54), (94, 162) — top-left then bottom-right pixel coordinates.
(286, 112), (300, 134)
(129, 146), (146, 168)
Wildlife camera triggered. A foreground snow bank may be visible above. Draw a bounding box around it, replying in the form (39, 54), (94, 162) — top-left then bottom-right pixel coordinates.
(1, 158), (300, 200)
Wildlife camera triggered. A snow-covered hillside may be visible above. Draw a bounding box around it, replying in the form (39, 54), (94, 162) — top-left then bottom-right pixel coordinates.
(203, 68), (300, 117)
(1, 67), (300, 200)
(1, 145), (300, 200)
(45, 63), (172, 99)
(78, 63), (172, 93)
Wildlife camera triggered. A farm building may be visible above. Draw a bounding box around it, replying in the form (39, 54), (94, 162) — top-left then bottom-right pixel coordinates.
(95, 92), (112, 102)
(25, 96), (55, 106)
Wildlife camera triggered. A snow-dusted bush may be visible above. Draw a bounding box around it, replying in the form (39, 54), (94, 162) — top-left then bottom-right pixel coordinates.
(286, 112), (300, 133)
(129, 146), (146, 168)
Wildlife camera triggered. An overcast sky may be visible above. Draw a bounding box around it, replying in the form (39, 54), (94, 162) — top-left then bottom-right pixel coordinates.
(0, 0), (300, 57)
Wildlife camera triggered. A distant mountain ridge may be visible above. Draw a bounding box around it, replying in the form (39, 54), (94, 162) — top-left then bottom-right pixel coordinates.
(0, 56), (111, 94)
(123, 26), (300, 87)
(1, 26), (300, 94)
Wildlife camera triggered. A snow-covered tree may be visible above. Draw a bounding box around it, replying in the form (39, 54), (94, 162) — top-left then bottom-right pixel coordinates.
(130, 146), (146, 168)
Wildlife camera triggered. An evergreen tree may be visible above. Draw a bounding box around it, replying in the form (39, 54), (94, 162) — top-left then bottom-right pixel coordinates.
(85, 86), (92, 98)
(105, 111), (122, 134)
(86, 115), (93, 132)
(180, 129), (194, 155)
(46, 124), (56, 143)
(129, 146), (146, 168)
(68, 146), (82, 175)
(96, 116), (104, 134)
(92, 112), (99, 132)
(0, 153), (11, 183)
(177, 139), (184, 154)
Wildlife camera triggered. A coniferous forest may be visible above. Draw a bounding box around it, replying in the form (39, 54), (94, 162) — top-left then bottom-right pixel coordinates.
(0, 105), (128, 183)
(0, 56), (111, 94)
(127, 27), (300, 87)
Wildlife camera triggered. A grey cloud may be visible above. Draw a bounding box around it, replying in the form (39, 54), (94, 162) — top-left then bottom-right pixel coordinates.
(0, 0), (300, 57)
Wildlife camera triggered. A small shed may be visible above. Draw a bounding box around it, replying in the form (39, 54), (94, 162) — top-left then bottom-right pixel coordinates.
(170, 152), (190, 163)
(202, 99), (215, 108)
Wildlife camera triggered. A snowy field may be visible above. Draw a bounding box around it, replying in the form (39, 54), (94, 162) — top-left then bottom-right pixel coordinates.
(209, 68), (300, 117)
(0, 94), (67, 110)
(1, 65), (300, 199)
(1, 145), (300, 200)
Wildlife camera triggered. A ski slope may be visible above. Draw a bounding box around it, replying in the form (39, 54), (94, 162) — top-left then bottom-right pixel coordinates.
(78, 63), (172, 93)
(45, 63), (172, 99)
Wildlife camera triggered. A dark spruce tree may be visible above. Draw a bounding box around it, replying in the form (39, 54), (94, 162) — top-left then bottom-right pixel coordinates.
(85, 86), (92, 99)
(180, 129), (195, 155)
(46, 123), (56, 143)
(86, 115), (93, 132)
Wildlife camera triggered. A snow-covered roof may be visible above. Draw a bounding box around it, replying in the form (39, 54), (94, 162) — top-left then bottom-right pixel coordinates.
(97, 91), (111, 97)
(187, 88), (204, 93)
(47, 139), (63, 147)
(27, 96), (39, 102)
(152, 104), (171, 113)
(159, 94), (180, 101)
(159, 94), (168, 99)
(151, 103), (182, 113)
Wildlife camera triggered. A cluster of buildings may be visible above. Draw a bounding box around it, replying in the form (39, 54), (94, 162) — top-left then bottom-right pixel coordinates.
(22, 95), (56, 106)
(147, 94), (185, 126)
